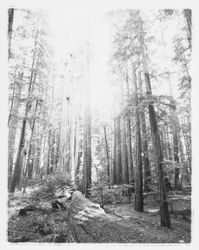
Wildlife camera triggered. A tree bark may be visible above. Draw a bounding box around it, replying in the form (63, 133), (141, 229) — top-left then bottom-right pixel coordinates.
(82, 99), (92, 197)
(8, 8), (14, 59)
(103, 126), (111, 189)
(113, 116), (123, 184)
(8, 73), (22, 188)
(120, 83), (130, 184)
(82, 49), (92, 197)
(26, 99), (39, 179)
(138, 70), (151, 192)
(10, 29), (38, 192)
(183, 9), (192, 49)
(125, 67), (134, 184)
(139, 13), (170, 227)
(132, 65), (143, 211)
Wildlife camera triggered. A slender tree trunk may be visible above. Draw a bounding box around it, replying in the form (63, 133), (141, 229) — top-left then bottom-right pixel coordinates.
(113, 116), (123, 184)
(112, 119), (117, 185)
(82, 47), (92, 197)
(75, 136), (83, 184)
(8, 8), (14, 59)
(125, 68), (134, 184)
(27, 100), (39, 179)
(173, 129), (180, 188)
(103, 126), (111, 189)
(8, 73), (22, 188)
(83, 98), (92, 197)
(10, 28), (38, 192)
(132, 66), (143, 211)
(168, 78), (180, 188)
(70, 110), (76, 183)
(183, 9), (192, 48)
(138, 70), (151, 192)
(10, 117), (27, 192)
(120, 83), (129, 184)
(139, 13), (170, 227)
(126, 118), (134, 184)
(181, 119), (191, 173)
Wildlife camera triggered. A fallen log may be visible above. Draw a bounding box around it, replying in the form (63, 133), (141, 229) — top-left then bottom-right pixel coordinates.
(65, 191), (136, 243)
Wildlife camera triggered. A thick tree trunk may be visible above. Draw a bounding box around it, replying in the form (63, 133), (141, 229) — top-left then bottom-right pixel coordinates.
(139, 13), (170, 227)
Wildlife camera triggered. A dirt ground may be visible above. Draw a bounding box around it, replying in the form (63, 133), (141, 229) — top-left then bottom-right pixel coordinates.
(8, 191), (191, 243)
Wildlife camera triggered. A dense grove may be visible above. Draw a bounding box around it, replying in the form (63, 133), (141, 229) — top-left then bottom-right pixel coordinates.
(8, 8), (191, 243)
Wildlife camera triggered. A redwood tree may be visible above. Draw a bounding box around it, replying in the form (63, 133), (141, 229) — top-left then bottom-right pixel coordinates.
(138, 12), (170, 227)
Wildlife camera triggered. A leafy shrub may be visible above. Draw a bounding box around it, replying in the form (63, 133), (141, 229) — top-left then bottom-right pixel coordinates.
(30, 172), (72, 203)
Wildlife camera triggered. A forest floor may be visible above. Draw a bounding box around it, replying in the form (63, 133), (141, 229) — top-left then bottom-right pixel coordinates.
(8, 188), (191, 244)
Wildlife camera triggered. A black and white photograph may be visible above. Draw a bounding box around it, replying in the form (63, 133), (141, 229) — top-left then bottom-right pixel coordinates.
(1, 0), (198, 247)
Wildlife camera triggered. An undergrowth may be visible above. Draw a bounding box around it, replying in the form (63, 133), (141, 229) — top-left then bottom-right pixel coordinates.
(28, 172), (73, 203)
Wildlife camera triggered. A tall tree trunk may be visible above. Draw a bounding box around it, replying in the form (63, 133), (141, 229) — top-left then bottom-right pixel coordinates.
(181, 118), (191, 173)
(112, 119), (117, 185)
(103, 126), (111, 189)
(183, 9), (192, 48)
(8, 73), (22, 188)
(125, 67), (134, 184)
(70, 109), (76, 183)
(132, 66), (143, 212)
(10, 29), (38, 192)
(82, 47), (92, 197)
(165, 125), (173, 161)
(138, 70), (151, 192)
(27, 100), (39, 179)
(82, 96), (92, 197)
(121, 125), (129, 184)
(8, 8), (14, 59)
(10, 117), (27, 192)
(113, 116), (123, 184)
(171, 111), (180, 188)
(139, 13), (170, 227)
(75, 136), (83, 184)
(168, 78), (180, 188)
(120, 82), (129, 184)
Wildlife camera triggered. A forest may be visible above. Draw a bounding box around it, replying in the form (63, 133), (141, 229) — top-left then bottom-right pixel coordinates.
(7, 7), (191, 243)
